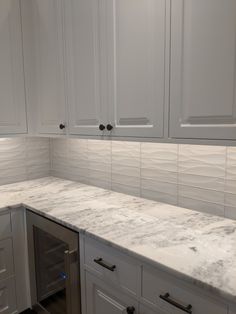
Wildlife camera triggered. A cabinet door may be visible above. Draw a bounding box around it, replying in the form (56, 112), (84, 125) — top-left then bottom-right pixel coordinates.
(106, 0), (166, 138)
(0, 278), (17, 314)
(22, 0), (66, 134)
(86, 272), (138, 314)
(0, 0), (27, 134)
(0, 239), (14, 282)
(170, 0), (236, 140)
(64, 0), (106, 136)
(140, 304), (166, 314)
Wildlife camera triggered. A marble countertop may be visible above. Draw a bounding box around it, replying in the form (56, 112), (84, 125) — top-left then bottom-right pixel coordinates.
(0, 177), (235, 304)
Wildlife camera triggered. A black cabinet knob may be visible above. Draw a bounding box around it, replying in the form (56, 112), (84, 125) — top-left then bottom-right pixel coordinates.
(59, 124), (65, 130)
(126, 306), (135, 314)
(106, 124), (113, 131)
(99, 124), (105, 131)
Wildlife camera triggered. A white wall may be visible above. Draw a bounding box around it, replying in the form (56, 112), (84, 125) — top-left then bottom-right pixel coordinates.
(0, 137), (50, 185)
(51, 138), (236, 220)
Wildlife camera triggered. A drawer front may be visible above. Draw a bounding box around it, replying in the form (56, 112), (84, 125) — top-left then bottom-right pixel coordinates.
(0, 212), (11, 239)
(142, 267), (227, 314)
(0, 238), (14, 281)
(0, 277), (17, 314)
(84, 237), (140, 296)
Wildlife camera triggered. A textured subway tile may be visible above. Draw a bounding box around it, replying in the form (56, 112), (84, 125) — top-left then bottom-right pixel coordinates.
(178, 173), (224, 192)
(67, 138), (88, 160)
(141, 158), (177, 172)
(112, 163), (140, 178)
(141, 143), (178, 173)
(141, 142), (178, 160)
(178, 185), (224, 204)
(141, 168), (177, 184)
(89, 169), (111, 182)
(112, 182), (140, 197)
(112, 154), (140, 168)
(112, 141), (140, 156)
(68, 157), (88, 169)
(51, 138), (68, 158)
(225, 193), (236, 207)
(0, 138), (50, 186)
(226, 147), (236, 180)
(179, 145), (226, 177)
(178, 196), (224, 216)
(112, 173), (140, 188)
(70, 167), (88, 178)
(89, 178), (111, 190)
(141, 178), (177, 196)
(141, 189), (178, 205)
(224, 206), (236, 220)
(88, 161), (111, 173)
(88, 140), (111, 163)
(225, 179), (236, 194)
(49, 138), (236, 219)
(112, 141), (140, 168)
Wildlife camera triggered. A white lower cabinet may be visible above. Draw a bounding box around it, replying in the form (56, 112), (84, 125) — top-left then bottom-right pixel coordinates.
(139, 304), (166, 314)
(0, 239), (14, 282)
(86, 272), (138, 314)
(82, 235), (230, 314)
(0, 209), (28, 314)
(0, 277), (17, 314)
(141, 266), (228, 314)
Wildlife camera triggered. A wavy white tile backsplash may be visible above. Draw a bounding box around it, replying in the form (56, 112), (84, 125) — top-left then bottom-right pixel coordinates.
(1, 137), (236, 220)
(0, 137), (50, 185)
(50, 138), (236, 220)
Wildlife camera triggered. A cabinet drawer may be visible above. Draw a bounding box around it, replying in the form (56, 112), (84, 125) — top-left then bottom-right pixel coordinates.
(142, 266), (227, 314)
(0, 212), (11, 239)
(0, 277), (17, 314)
(0, 238), (14, 281)
(84, 237), (140, 296)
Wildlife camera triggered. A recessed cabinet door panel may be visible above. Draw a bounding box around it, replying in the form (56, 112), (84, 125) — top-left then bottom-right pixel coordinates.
(64, 0), (105, 136)
(86, 272), (138, 314)
(0, 0), (27, 134)
(0, 278), (17, 314)
(170, 0), (236, 139)
(22, 0), (66, 134)
(106, 0), (165, 138)
(0, 239), (14, 282)
(140, 304), (165, 314)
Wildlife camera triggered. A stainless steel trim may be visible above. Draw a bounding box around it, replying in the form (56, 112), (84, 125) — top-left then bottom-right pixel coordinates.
(26, 210), (81, 314)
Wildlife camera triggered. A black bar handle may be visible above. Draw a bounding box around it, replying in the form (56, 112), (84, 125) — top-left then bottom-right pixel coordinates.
(159, 293), (192, 314)
(94, 258), (116, 272)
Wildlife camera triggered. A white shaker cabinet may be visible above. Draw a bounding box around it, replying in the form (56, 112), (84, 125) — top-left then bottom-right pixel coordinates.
(0, 0), (27, 134)
(86, 272), (138, 314)
(170, 0), (236, 140)
(21, 0), (66, 135)
(64, 0), (166, 138)
(140, 304), (165, 314)
(64, 0), (106, 136)
(106, 0), (166, 138)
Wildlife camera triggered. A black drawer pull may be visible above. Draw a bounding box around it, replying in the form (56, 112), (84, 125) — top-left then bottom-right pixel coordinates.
(94, 258), (116, 272)
(160, 293), (192, 314)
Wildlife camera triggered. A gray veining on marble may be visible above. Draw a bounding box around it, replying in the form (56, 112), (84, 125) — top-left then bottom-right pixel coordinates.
(0, 177), (235, 303)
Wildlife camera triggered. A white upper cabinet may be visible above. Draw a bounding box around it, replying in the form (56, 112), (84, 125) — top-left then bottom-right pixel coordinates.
(0, 0), (27, 134)
(170, 0), (236, 140)
(64, 0), (106, 136)
(64, 0), (166, 138)
(21, 0), (66, 134)
(106, 0), (166, 138)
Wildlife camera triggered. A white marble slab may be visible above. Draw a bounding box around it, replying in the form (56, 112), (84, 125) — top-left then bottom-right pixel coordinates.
(0, 177), (235, 303)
